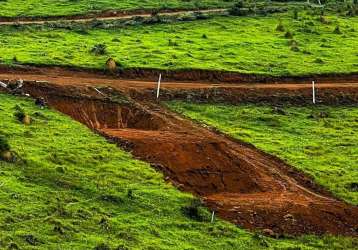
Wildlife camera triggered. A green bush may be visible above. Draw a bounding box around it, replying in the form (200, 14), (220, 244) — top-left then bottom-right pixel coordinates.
(276, 22), (285, 32)
(229, 1), (249, 16)
(0, 135), (10, 153)
(91, 44), (107, 55)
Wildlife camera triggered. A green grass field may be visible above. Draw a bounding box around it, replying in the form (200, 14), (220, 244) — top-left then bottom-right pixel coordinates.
(0, 13), (356, 76)
(168, 102), (358, 205)
(0, 0), (235, 17)
(0, 95), (357, 249)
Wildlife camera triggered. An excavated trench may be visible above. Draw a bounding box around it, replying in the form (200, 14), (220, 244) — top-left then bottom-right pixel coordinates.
(22, 83), (358, 237)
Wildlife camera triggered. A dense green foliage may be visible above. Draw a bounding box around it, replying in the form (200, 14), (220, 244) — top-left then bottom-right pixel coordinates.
(0, 94), (357, 249)
(0, 0), (235, 17)
(0, 12), (356, 76)
(168, 102), (358, 204)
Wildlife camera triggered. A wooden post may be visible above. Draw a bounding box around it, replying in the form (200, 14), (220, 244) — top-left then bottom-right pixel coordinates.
(0, 81), (7, 88)
(312, 81), (316, 104)
(156, 74), (162, 99)
(211, 211), (215, 223)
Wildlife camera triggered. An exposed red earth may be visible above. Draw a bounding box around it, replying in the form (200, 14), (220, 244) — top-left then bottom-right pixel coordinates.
(1, 65), (358, 85)
(1, 76), (356, 237)
(0, 66), (357, 106)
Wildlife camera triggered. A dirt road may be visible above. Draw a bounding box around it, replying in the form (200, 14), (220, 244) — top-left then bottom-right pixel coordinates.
(1, 66), (357, 105)
(0, 8), (226, 25)
(0, 67), (357, 89)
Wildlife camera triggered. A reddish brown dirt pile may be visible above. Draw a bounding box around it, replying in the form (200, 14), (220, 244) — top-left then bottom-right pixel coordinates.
(22, 82), (358, 237)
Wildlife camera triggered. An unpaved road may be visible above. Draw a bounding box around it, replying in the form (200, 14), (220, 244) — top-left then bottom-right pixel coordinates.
(0, 8), (226, 25)
(11, 81), (357, 237)
(1, 67), (357, 105)
(0, 67), (357, 90)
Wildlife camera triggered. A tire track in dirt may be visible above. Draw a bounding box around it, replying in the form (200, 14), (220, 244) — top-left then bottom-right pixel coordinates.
(12, 81), (357, 237)
(0, 8), (227, 25)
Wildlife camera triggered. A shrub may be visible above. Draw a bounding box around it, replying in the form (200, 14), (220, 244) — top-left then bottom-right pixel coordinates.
(229, 1), (249, 16)
(127, 189), (134, 199)
(14, 105), (26, 121)
(14, 105), (30, 124)
(346, 182), (358, 192)
(319, 15), (330, 24)
(94, 243), (110, 250)
(314, 58), (325, 64)
(181, 200), (208, 221)
(291, 45), (300, 52)
(91, 44), (107, 55)
(293, 9), (299, 20)
(333, 25), (342, 34)
(288, 39), (298, 47)
(168, 39), (179, 46)
(276, 22), (285, 32)
(284, 31), (293, 39)
(0, 136), (10, 153)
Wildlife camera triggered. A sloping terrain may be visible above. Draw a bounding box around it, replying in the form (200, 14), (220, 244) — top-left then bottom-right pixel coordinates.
(168, 102), (358, 204)
(3, 93), (358, 249)
(0, 13), (357, 76)
(15, 82), (358, 237)
(0, 93), (261, 250)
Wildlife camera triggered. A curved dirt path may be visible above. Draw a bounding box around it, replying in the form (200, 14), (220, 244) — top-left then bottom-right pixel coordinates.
(0, 8), (227, 25)
(10, 81), (357, 237)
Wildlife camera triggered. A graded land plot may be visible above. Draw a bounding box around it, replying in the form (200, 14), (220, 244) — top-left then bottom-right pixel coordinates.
(0, 13), (357, 76)
(0, 0), (235, 18)
(168, 102), (358, 205)
(1, 94), (357, 249)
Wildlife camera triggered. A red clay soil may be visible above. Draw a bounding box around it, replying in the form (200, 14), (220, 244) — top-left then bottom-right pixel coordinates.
(1, 64), (358, 84)
(1, 67), (358, 105)
(16, 82), (358, 237)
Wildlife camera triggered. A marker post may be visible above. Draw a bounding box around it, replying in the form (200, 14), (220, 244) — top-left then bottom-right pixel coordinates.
(211, 211), (215, 223)
(156, 74), (162, 99)
(312, 81), (316, 104)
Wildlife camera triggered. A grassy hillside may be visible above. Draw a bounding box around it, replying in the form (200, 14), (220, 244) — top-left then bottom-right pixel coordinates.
(0, 0), (235, 17)
(168, 102), (358, 205)
(0, 95), (357, 249)
(0, 13), (356, 76)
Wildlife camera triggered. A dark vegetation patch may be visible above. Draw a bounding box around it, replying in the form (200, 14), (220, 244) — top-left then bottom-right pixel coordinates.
(181, 200), (209, 222)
